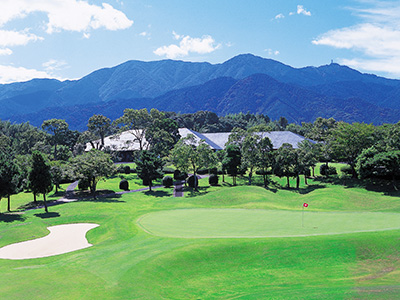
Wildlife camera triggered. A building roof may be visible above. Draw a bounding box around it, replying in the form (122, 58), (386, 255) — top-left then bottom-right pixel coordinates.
(86, 128), (314, 152)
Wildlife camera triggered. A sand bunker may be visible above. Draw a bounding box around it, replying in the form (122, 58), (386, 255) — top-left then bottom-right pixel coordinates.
(0, 223), (99, 260)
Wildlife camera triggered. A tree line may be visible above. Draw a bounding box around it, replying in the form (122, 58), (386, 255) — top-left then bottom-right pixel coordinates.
(1, 109), (400, 214)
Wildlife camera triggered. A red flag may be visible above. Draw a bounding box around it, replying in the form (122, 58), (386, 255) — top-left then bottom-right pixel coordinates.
(303, 203), (308, 208)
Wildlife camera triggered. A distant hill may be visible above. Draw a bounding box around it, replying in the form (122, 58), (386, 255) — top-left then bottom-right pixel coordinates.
(3, 54), (400, 129)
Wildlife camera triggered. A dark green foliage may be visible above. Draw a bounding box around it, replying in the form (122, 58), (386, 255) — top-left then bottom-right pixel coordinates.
(0, 151), (21, 212)
(78, 178), (90, 191)
(124, 166), (131, 174)
(222, 144), (241, 185)
(187, 175), (198, 188)
(340, 165), (353, 176)
(320, 164), (337, 176)
(163, 167), (175, 174)
(173, 169), (181, 180)
(209, 174), (219, 186)
(197, 169), (208, 175)
(71, 150), (116, 198)
(119, 179), (129, 191)
(162, 176), (173, 187)
(135, 150), (164, 191)
(273, 144), (296, 188)
(28, 151), (53, 212)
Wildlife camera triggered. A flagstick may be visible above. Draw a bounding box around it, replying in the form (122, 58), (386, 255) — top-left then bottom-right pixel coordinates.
(302, 206), (304, 227)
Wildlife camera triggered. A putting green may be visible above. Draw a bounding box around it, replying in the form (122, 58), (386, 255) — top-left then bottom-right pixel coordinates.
(137, 208), (400, 238)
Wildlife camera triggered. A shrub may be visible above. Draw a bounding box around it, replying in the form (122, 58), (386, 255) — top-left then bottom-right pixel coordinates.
(162, 175), (173, 187)
(187, 175), (198, 188)
(78, 178), (90, 191)
(341, 165), (353, 176)
(320, 164), (337, 176)
(173, 169), (181, 180)
(197, 168), (208, 175)
(116, 165), (125, 173)
(163, 167), (175, 174)
(209, 174), (219, 186)
(119, 179), (129, 191)
(209, 167), (218, 175)
(124, 165), (131, 174)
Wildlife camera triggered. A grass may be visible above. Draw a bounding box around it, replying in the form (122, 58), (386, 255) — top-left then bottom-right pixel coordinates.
(0, 173), (400, 299)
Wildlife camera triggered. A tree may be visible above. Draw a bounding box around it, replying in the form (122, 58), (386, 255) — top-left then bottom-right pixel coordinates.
(71, 150), (115, 198)
(42, 119), (69, 160)
(28, 151), (53, 213)
(222, 144), (241, 185)
(256, 136), (274, 187)
(241, 133), (261, 185)
(0, 151), (21, 212)
(273, 144), (296, 188)
(170, 134), (217, 190)
(87, 114), (111, 148)
(331, 122), (375, 178)
(135, 150), (164, 191)
(297, 140), (318, 183)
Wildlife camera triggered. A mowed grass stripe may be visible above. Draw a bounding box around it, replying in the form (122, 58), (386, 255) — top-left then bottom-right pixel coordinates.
(137, 208), (400, 238)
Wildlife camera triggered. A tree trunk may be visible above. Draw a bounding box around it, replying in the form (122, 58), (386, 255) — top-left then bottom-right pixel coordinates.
(222, 173), (225, 182)
(34, 193), (37, 204)
(149, 180), (152, 191)
(194, 171), (198, 192)
(43, 193), (48, 213)
(263, 174), (267, 187)
(296, 175), (300, 189)
(286, 176), (290, 188)
(7, 195), (11, 212)
(55, 183), (59, 193)
(304, 174), (308, 185)
(312, 167), (315, 177)
(248, 172), (252, 185)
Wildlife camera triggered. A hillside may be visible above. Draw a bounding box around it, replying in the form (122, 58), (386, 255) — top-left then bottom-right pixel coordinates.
(3, 54), (400, 127)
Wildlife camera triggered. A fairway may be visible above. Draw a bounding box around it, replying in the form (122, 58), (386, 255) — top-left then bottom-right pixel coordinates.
(137, 208), (400, 238)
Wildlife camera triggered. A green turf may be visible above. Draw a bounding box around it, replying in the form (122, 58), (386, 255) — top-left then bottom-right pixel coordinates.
(0, 174), (400, 299)
(137, 208), (400, 238)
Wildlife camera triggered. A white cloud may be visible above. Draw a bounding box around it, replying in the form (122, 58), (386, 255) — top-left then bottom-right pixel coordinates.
(274, 13), (285, 20)
(42, 59), (68, 72)
(0, 65), (56, 84)
(154, 32), (221, 59)
(0, 29), (42, 47)
(312, 2), (400, 76)
(0, 48), (12, 56)
(0, 0), (133, 33)
(265, 48), (280, 56)
(296, 5), (311, 16)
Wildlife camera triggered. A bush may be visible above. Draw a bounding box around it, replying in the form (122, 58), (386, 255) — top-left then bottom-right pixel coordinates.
(320, 164), (337, 176)
(197, 168), (208, 175)
(124, 165), (131, 174)
(78, 178), (90, 191)
(209, 174), (219, 186)
(163, 167), (175, 174)
(209, 167), (218, 175)
(173, 169), (181, 180)
(162, 175), (173, 187)
(187, 175), (198, 188)
(119, 179), (129, 191)
(341, 165), (353, 175)
(116, 165), (125, 173)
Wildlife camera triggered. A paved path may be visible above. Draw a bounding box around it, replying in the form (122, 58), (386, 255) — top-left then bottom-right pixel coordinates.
(174, 181), (184, 197)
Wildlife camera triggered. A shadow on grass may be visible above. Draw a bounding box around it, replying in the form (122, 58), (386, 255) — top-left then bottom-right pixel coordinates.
(73, 190), (125, 203)
(34, 212), (60, 219)
(144, 190), (171, 198)
(185, 186), (210, 198)
(0, 213), (25, 223)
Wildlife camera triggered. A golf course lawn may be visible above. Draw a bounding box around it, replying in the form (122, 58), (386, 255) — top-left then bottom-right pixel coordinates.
(0, 175), (400, 299)
(137, 208), (400, 238)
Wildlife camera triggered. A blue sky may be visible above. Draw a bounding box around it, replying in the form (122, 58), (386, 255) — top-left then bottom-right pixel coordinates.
(0, 0), (399, 83)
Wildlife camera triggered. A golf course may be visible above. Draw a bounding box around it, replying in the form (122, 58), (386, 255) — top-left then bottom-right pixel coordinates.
(1, 173), (400, 299)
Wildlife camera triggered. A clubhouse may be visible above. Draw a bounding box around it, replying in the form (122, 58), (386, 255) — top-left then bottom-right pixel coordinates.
(86, 128), (315, 161)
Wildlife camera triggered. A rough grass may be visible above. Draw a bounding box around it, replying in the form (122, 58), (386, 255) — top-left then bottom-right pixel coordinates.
(0, 174), (399, 299)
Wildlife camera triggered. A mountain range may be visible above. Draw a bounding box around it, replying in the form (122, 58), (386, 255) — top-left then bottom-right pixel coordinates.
(2, 54), (400, 130)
